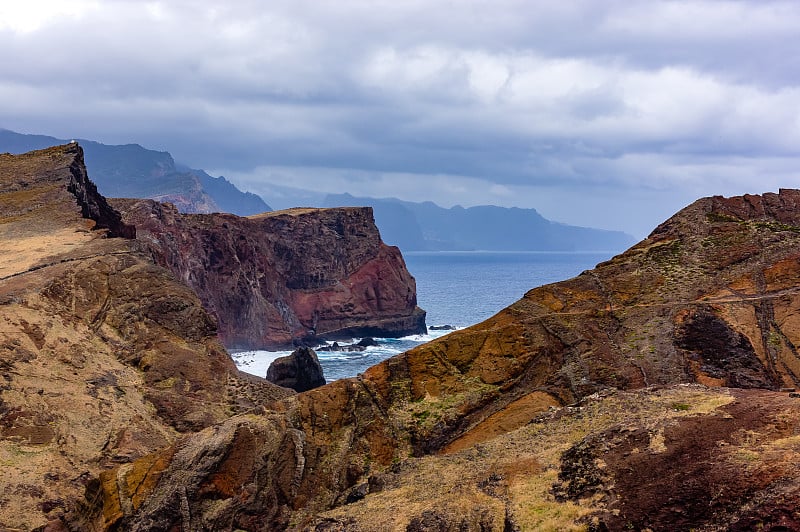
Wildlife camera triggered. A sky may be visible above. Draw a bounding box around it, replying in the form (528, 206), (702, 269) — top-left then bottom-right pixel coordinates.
(2, 0), (800, 238)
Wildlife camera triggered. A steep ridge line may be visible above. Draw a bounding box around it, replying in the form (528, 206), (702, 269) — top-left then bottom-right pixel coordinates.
(504, 284), (800, 320)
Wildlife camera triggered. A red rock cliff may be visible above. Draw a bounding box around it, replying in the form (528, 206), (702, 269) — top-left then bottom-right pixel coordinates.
(113, 200), (426, 349)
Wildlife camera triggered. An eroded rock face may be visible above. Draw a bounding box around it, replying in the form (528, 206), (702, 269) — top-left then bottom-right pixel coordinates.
(266, 347), (327, 392)
(112, 199), (427, 349)
(85, 189), (800, 531)
(0, 143), (134, 241)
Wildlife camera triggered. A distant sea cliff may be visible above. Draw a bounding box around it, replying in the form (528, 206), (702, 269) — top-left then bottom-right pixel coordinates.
(324, 192), (636, 252)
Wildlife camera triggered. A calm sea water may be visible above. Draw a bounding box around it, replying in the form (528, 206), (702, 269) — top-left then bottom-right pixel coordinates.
(232, 251), (614, 381)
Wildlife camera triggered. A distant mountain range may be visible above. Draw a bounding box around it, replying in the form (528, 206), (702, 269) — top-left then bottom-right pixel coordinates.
(0, 129), (270, 216)
(262, 185), (635, 251)
(322, 193), (635, 252)
(1, 128), (634, 252)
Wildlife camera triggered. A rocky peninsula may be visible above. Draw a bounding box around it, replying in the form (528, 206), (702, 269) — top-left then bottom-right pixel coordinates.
(0, 144), (423, 530)
(113, 199), (426, 349)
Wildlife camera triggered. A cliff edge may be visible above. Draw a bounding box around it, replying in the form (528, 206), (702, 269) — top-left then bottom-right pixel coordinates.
(113, 199), (426, 349)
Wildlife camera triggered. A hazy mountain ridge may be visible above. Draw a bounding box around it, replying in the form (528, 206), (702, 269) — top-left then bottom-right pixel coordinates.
(324, 192), (636, 251)
(0, 129), (271, 215)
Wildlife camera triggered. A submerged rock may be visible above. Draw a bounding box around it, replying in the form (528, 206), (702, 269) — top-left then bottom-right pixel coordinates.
(317, 338), (377, 352)
(266, 347), (326, 392)
(357, 337), (377, 347)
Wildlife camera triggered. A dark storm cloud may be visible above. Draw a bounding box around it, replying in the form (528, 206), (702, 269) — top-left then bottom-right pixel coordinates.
(2, 0), (800, 236)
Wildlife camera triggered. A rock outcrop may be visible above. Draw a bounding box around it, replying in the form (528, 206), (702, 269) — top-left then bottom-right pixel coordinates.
(266, 347), (327, 392)
(0, 128), (273, 216)
(82, 188), (800, 530)
(112, 199), (427, 349)
(0, 145), (290, 530)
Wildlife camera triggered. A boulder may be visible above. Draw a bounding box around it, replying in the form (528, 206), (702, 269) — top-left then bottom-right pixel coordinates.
(266, 347), (326, 392)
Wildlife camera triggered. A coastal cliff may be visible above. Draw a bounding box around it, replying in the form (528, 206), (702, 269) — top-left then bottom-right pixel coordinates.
(0, 144), (426, 530)
(113, 199), (426, 349)
(86, 189), (800, 530)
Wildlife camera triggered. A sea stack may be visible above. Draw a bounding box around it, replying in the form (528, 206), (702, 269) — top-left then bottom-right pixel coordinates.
(266, 347), (327, 392)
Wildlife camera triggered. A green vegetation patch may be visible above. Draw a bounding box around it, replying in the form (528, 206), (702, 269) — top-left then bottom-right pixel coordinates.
(706, 212), (742, 224)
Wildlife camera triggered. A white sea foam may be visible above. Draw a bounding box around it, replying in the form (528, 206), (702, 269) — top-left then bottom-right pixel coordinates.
(232, 327), (459, 381)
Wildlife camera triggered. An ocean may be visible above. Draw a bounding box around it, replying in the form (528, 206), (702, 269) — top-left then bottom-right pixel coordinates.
(232, 251), (615, 381)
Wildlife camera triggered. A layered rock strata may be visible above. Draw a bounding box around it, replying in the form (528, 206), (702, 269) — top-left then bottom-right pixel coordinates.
(86, 189), (800, 530)
(113, 199), (426, 349)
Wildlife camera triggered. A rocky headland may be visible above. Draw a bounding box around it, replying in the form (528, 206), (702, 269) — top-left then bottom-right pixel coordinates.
(83, 189), (800, 530)
(112, 199), (426, 349)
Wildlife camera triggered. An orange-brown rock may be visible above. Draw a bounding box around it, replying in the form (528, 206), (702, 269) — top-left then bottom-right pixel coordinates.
(0, 145), (290, 530)
(82, 189), (800, 530)
(112, 199), (427, 349)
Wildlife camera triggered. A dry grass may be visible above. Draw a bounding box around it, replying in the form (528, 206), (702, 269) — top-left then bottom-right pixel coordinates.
(314, 386), (735, 531)
(248, 207), (329, 219)
(0, 225), (95, 278)
(0, 300), (178, 530)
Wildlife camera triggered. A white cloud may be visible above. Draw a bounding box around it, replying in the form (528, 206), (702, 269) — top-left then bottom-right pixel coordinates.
(601, 1), (800, 41)
(0, 0), (101, 33)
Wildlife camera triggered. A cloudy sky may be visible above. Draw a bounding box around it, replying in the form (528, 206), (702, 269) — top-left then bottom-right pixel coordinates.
(2, 0), (800, 237)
